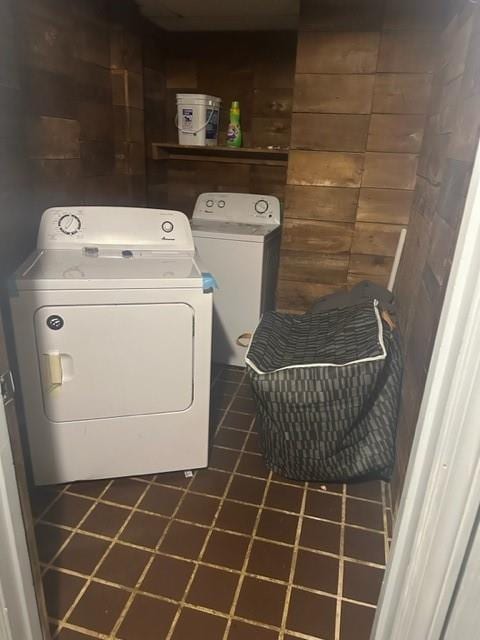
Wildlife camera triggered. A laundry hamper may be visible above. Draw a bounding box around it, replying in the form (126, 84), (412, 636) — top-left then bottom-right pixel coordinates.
(245, 300), (402, 482)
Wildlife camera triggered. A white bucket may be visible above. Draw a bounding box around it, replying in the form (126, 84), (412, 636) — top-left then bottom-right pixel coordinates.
(176, 94), (221, 146)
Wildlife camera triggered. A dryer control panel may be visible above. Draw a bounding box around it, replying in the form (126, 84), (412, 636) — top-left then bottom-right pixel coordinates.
(192, 193), (281, 225)
(38, 207), (195, 252)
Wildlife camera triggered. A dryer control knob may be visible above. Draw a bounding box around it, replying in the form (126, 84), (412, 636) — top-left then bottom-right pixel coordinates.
(218, 200), (225, 208)
(206, 199), (214, 208)
(254, 199), (269, 214)
(162, 221), (174, 233)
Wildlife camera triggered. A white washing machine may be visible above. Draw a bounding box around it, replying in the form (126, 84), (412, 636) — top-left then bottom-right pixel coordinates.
(191, 192), (281, 367)
(10, 206), (213, 486)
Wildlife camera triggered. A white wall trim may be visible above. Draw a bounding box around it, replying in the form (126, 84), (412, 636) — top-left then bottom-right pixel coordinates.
(372, 138), (480, 639)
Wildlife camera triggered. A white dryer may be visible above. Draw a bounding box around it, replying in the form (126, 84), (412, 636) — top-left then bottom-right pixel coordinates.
(191, 193), (281, 367)
(10, 206), (213, 485)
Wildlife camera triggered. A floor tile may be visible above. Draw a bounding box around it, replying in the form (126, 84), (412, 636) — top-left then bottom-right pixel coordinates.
(340, 601), (376, 640)
(30, 486), (60, 517)
(236, 452), (270, 478)
(102, 478), (146, 506)
(35, 523), (70, 563)
(43, 494), (93, 528)
(215, 500), (258, 535)
(235, 576), (286, 626)
(160, 521), (208, 560)
(247, 539), (293, 581)
(68, 582), (129, 635)
(227, 619), (278, 640)
(189, 469), (230, 497)
(305, 490), (342, 522)
(171, 608), (227, 640)
(53, 533), (109, 574)
(175, 492), (220, 526)
(42, 569), (86, 620)
(140, 554), (194, 600)
(347, 481), (382, 503)
(265, 482), (304, 512)
(294, 549), (339, 594)
(344, 526), (385, 565)
(80, 503), (130, 537)
(256, 509), (298, 544)
(346, 497), (384, 531)
(117, 593), (176, 640)
(286, 587), (336, 639)
(139, 484), (183, 517)
(300, 517), (341, 555)
(244, 432), (262, 454)
(186, 565), (239, 613)
(237, 383), (253, 399)
(155, 471), (192, 488)
(56, 629), (93, 639)
(222, 411), (254, 431)
(203, 530), (249, 570)
(67, 480), (109, 499)
(214, 394), (232, 410)
(119, 511), (168, 549)
(209, 446), (240, 472)
(96, 544), (150, 588)
(220, 368), (244, 382)
(343, 560), (384, 605)
(227, 475), (266, 505)
(215, 380), (238, 397)
(309, 482), (344, 495)
(230, 396), (256, 413)
(214, 427), (247, 450)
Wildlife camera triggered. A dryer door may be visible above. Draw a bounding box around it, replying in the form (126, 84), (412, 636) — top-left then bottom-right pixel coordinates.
(34, 303), (194, 422)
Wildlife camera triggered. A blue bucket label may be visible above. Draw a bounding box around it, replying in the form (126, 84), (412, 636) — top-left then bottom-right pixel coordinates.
(206, 108), (219, 140)
(182, 108), (194, 130)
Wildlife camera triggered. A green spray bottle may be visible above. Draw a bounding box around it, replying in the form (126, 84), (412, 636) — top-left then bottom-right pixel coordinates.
(226, 100), (242, 147)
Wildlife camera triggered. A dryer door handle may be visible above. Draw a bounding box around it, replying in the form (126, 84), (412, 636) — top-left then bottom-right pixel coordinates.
(43, 352), (63, 391)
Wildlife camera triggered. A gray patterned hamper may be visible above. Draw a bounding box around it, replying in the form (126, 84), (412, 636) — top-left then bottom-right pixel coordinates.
(245, 300), (403, 482)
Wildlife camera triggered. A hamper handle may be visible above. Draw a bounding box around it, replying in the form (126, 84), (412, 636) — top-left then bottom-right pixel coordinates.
(236, 333), (252, 348)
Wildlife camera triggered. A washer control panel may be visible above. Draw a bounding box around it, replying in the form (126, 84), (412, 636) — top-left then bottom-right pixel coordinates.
(37, 207), (194, 252)
(192, 193), (281, 225)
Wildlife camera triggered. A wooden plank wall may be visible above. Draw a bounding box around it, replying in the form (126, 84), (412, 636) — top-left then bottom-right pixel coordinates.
(146, 32), (297, 214)
(391, 0), (480, 509)
(17, 0), (149, 215)
(277, 0), (439, 312)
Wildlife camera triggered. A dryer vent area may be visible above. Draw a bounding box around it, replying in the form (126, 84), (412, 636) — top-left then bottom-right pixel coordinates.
(31, 366), (392, 640)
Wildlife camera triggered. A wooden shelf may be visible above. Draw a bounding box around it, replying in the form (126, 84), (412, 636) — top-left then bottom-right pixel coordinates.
(151, 143), (289, 166)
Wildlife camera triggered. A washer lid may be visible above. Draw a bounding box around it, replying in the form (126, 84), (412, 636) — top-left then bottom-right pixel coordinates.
(190, 220), (279, 243)
(14, 249), (204, 290)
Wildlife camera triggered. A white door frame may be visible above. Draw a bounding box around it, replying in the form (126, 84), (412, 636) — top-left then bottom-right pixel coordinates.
(373, 138), (480, 639)
(0, 394), (43, 640)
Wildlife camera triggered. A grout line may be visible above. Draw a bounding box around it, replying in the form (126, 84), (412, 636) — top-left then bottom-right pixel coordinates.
(163, 371), (252, 640)
(279, 479), (308, 639)
(221, 459), (273, 636)
(334, 484), (347, 640)
(52, 475), (160, 638)
(381, 481), (390, 561)
(41, 480), (115, 581)
(33, 481), (70, 524)
(107, 476), (197, 638)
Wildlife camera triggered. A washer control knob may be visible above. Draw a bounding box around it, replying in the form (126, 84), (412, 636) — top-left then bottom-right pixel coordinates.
(162, 220), (174, 233)
(206, 199), (214, 208)
(254, 199), (269, 214)
(217, 200), (225, 208)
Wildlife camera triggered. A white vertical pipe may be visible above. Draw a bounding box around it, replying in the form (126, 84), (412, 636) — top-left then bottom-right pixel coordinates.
(388, 228), (407, 292)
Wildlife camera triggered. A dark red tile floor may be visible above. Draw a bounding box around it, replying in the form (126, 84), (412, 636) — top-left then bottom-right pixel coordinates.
(32, 366), (392, 640)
